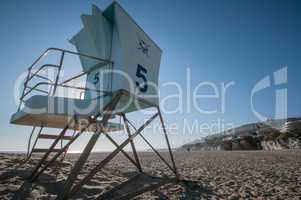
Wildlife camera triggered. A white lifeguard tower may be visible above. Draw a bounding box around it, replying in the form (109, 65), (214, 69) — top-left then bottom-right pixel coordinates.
(10, 2), (179, 199)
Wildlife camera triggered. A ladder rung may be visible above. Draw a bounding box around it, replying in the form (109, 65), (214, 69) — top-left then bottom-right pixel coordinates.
(38, 134), (73, 140)
(32, 148), (63, 153)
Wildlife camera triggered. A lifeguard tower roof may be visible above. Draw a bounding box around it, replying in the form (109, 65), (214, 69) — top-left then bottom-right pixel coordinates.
(70, 1), (162, 111)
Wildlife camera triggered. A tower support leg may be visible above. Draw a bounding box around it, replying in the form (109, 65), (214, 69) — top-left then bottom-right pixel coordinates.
(64, 112), (159, 199)
(122, 114), (142, 172)
(157, 107), (180, 180)
(26, 126), (43, 160)
(59, 93), (122, 200)
(26, 126), (36, 158)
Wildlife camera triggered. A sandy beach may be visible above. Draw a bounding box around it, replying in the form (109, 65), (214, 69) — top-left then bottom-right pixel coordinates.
(0, 150), (300, 200)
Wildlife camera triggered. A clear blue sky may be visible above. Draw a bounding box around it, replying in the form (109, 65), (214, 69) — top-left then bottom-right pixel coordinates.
(0, 0), (300, 151)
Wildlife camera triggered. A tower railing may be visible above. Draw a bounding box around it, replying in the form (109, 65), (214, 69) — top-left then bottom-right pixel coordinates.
(18, 48), (113, 111)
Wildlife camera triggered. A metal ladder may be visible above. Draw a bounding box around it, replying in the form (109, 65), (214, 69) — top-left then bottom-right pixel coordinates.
(26, 126), (77, 162)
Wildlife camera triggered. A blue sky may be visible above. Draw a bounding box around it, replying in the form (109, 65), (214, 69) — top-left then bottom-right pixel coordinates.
(0, 0), (300, 151)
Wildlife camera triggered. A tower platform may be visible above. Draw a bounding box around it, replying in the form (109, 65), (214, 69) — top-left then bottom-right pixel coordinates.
(11, 95), (123, 131)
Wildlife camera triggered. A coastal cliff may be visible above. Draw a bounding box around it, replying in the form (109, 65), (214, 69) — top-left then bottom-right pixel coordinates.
(181, 118), (301, 151)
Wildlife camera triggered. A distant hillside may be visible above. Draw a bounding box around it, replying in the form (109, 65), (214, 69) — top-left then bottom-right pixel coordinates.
(180, 118), (301, 151)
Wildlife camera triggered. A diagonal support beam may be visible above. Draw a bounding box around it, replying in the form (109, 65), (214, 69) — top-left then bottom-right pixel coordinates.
(30, 92), (121, 184)
(104, 133), (139, 169)
(157, 108), (179, 180)
(139, 132), (176, 174)
(58, 93), (122, 200)
(126, 114), (179, 179)
(122, 114), (142, 172)
(66, 112), (159, 199)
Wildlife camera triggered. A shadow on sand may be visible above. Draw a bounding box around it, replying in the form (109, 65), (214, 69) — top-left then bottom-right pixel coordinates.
(152, 179), (215, 200)
(1, 167), (214, 200)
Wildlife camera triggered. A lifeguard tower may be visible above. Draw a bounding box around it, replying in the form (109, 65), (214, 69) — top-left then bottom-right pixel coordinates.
(10, 2), (179, 199)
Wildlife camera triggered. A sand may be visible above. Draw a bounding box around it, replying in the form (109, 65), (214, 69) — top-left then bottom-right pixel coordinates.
(0, 150), (300, 199)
